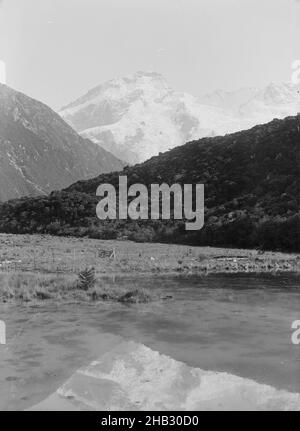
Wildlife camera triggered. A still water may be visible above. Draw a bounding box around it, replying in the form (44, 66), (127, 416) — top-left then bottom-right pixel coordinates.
(0, 273), (299, 410)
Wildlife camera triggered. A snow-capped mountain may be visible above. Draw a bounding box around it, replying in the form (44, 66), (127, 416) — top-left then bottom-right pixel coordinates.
(200, 82), (300, 120)
(60, 72), (300, 164)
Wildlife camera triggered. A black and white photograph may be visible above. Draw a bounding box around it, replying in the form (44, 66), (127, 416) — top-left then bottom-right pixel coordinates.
(0, 0), (299, 417)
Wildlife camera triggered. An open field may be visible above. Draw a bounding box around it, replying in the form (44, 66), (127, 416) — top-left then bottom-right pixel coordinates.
(0, 233), (299, 277)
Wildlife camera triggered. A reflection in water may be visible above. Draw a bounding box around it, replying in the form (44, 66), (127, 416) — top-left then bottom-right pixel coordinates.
(0, 273), (299, 410)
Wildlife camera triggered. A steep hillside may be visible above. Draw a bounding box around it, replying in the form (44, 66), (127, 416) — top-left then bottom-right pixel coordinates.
(0, 84), (124, 201)
(60, 71), (300, 164)
(0, 115), (299, 251)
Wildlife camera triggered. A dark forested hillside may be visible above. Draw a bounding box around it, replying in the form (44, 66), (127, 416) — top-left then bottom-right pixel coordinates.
(0, 115), (299, 251)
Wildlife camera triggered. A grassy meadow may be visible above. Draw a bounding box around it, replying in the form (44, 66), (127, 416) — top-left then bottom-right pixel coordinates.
(0, 233), (299, 304)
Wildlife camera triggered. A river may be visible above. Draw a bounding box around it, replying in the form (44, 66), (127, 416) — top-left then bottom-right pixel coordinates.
(0, 273), (299, 410)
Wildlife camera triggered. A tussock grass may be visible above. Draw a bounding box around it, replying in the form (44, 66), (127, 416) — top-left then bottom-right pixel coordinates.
(88, 285), (153, 304)
(0, 272), (154, 304)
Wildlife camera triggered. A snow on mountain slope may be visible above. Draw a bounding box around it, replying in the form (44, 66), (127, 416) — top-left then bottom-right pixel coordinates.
(200, 82), (300, 121)
(59, 71), (235, 164)
(239, 82), (300, 118)
(199, 87), (259, 114)
(60, 72), (300, 164)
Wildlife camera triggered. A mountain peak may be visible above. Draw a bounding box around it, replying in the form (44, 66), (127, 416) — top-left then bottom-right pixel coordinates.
(133, 70), (165, 79)
(60, 74), (300, 164)
(60, 71), (169, 113)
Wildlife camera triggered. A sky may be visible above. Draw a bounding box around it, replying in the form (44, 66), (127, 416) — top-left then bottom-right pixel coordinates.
(0, 0), (299, 110)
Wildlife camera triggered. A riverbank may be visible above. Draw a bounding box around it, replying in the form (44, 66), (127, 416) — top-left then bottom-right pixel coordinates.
(0, 271), (155, 304)
(0, 234), (299, 277)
